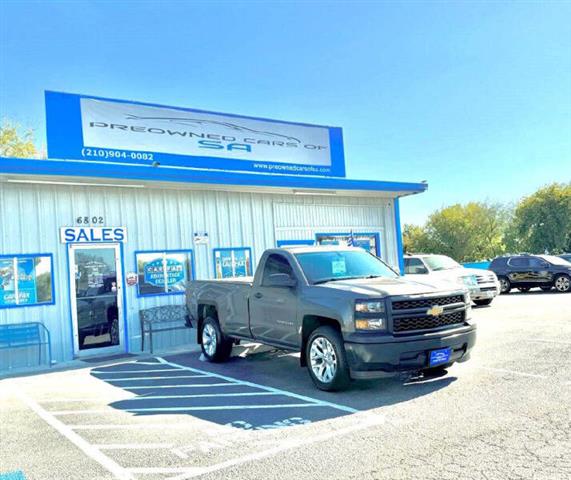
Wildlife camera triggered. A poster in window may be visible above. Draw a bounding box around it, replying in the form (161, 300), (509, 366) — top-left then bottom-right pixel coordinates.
(0, 259), (15, 306)
(214, 248), (252, 279)
(0, 255), (53, 307)
(137, 251), (191, 296)
(17, 258), (37, 305)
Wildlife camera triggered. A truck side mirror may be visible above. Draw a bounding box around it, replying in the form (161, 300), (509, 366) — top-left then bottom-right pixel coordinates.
(267, 273), (297, 288)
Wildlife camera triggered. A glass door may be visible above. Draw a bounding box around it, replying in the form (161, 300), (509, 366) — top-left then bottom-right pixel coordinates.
(69, 244), (125, 356)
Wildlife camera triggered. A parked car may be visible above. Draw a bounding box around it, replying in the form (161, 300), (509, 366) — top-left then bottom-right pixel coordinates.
(187, 246), (476, 391)
(558, 253), (571, 264)
(404, 254), (500, 306)
(489, 254), (571, 293)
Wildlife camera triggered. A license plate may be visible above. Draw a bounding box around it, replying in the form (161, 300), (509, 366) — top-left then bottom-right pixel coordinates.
(429, 348), (452, 367)
(485, 291), (494, 298)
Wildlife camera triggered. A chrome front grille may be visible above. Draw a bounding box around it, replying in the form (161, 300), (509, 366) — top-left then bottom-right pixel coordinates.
(476, 274), (496, 284)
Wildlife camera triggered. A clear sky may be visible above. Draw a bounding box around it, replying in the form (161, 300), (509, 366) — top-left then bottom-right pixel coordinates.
(1, 0), (570, 225)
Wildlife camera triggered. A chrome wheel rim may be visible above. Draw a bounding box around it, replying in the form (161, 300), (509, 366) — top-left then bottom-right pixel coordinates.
(500, 278), (509, 292)
(202, 324), (217, 356)
(555, 276), (570, 292)
(309, 336), (337, 383)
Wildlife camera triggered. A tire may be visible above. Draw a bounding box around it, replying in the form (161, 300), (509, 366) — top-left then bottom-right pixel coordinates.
(474, 299), (493, 306)
(498, 277), (511, 294)
(200, 316), (232, 362)
(554, 274), (571, 293)
(306, 326), (350, 391)
(518, 287), (530, 293)
(541, 286), (553, 292)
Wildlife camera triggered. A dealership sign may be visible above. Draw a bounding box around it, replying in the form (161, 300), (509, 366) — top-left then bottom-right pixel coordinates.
(45, 91), (346, 177)
(60, 227), (127, 243)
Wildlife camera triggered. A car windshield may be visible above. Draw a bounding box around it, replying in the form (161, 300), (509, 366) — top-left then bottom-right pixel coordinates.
(295, 250), (398, 284)
(541, 255), (571, 266)
(423, 255), (461, 271)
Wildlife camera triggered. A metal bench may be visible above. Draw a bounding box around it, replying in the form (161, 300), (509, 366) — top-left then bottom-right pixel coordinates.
(0, 322), (52, 369)
(140, 305), (193, 354)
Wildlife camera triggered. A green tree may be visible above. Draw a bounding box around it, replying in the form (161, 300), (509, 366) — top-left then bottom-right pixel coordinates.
(0, 121), (38, 158)
(404, 202), (509, 262)
(402, 224), (428, 254)
(508, 183), (571, 254)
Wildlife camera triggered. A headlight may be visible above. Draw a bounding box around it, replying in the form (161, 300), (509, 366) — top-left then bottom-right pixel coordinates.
(355, 299), (386, 331)
(355, 318), (386, 330)
(464, 293), (474, 323)
(459, 275), (478, 287)
(355, 300), (385, 313)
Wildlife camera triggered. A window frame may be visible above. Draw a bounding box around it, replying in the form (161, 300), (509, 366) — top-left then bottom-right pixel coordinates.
(0, 253), (55, 309)
(404, 257), (428, 275)
(315, 232), (381, 256)
(507, 257), (530, 268)
(134, 249), (194, 298)
(212, 247), (254, 279)
(262, 253), (295, 286)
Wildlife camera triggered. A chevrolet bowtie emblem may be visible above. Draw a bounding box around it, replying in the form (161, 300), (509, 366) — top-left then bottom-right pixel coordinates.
(426, 305), (445, 317)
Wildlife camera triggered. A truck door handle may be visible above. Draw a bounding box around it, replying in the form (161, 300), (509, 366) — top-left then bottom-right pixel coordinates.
(254, 292), (263, 299)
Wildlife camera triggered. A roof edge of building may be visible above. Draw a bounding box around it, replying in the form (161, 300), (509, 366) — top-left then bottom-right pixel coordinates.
(0, 157), (428, 197)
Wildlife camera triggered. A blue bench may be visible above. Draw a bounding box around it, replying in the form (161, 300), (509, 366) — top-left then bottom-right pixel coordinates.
(0, 322), (52, 369)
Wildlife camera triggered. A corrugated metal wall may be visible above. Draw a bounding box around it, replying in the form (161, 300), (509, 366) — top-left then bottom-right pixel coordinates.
(0, 182), (397, 366)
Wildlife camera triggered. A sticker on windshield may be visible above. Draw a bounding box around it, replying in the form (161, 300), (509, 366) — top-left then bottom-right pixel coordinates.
(332, 259), (347, 276)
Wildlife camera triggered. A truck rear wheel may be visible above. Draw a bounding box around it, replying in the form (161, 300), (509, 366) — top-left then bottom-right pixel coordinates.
(306, 326), (350, 391)
(201, 316), (232, 362)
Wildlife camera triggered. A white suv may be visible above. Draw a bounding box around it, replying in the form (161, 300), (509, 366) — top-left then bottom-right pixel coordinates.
(404, 254), (500, 306)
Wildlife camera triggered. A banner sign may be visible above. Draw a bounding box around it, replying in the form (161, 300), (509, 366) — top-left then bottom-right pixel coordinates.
(214, 248), (252, 279)
(46, 91), (346, 177)
(60, 227), (127, 243)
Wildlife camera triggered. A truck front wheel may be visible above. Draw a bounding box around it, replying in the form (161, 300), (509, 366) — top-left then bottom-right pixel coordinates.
(306, 326), (350, 391)
(201, 317), (232, 362)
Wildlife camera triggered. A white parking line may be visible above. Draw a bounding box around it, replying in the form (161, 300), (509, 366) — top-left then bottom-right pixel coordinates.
(157, 357), (358, 414)
(69, 423), (207, 430)
(96, 443), (175, 450)
(14, 387), (134, 480)
(129, 392), (278, 400)
(52, 403), (325, 415)
(101, 375), (208, 381)
(126, 382), (236, 390)
(39, 392), (277, 402)
(91, 369), (182, 374)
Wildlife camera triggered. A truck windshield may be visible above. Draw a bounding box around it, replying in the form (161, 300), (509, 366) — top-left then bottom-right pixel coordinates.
(423, 255), (461, 271)
(295, 250), (398, 284)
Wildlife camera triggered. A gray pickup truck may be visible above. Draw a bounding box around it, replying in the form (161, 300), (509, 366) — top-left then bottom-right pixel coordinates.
(187, 246), (476, 391)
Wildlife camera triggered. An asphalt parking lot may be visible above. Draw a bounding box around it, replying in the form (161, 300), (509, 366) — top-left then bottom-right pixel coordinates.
(1, 291), (570, 480)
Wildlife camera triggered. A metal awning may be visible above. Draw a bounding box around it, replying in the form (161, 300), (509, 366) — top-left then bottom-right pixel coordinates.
(0, 157), (428, 198)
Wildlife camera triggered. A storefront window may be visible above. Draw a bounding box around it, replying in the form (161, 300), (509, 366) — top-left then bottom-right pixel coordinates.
(315, 232), (380, 256)
(135, 250), (193, 296)
(213, 248), (253, 279)
(0, 254), (54, 308)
